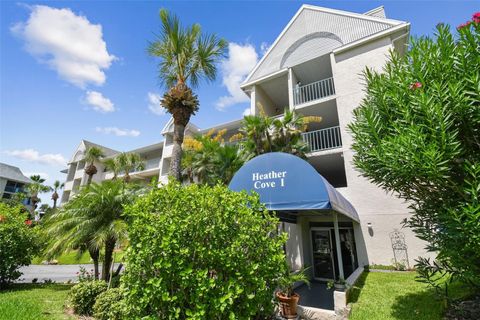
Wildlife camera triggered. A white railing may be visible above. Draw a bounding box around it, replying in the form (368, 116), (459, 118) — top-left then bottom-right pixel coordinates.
(301, 126), (342, 152)
(144, 158), (161, 170)
(128, 158), (161, 173)
(293, 77), (335, 106)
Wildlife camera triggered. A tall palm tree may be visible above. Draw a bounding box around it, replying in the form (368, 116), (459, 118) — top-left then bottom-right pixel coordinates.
(43, 180), (142, 281)
(27, 175), (51, 217)
(148, 9), (227, 180)
(84, 146), (105, 185)
(82, 146), (105, 277)
(51, 180), (64, 209)
(116, 152), (145, 183)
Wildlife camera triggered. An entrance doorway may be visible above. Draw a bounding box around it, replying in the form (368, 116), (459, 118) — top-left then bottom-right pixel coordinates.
(310, 226), (358, 280)
(311, 229), (335, 280)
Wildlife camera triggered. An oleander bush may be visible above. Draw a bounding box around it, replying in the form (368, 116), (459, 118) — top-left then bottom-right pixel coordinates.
(350, 16), (480, 292)
(122, 182), (287, 319)
(0, 203), (40, 288)
(68, 280), (107, 315)
(93, 287), (126, 320)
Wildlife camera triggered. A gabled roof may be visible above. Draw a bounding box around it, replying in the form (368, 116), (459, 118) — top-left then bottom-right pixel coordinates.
(242, 4), (407, 85)
(364, 6), (386, 19)
(161, 117), (200, 135)
(68, 140), (120, 164)
(0, 162), (33, 184)
(83, 140), (119, 157)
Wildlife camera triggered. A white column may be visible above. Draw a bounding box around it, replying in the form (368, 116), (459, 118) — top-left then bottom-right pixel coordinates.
(250, 86), (256, 115)
(287, 68), (294, 109)
(333, 212), (345, 279)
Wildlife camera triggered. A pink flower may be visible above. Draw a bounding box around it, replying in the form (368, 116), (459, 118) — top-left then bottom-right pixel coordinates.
(473, 12), (480, 23)
(457, 21), (471, 30)
(410, 82), (422, 90)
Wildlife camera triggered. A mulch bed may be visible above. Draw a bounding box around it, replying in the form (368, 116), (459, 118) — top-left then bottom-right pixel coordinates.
(444, 296), (480, 320)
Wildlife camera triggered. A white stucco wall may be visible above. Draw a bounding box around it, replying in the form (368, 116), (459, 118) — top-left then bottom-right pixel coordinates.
(254, 85), (276, 116)
(331, 37), (435, 266)
(284, 222), (304, 270)
(0, 178), (7, 198)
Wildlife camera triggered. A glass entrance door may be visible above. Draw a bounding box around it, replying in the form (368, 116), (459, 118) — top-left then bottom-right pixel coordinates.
(311, 229), (335, 280)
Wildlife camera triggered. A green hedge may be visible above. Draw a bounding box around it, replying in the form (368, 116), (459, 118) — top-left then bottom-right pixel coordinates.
(122, 182), (287, 319)
(93, 288), (126, 320)
(68, 280), (107, 315)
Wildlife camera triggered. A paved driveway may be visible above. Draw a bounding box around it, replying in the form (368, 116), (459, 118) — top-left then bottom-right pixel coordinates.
(17, 264), (121, 283)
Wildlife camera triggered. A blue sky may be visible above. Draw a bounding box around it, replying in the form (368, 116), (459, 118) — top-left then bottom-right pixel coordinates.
(0, 0), (477, 205)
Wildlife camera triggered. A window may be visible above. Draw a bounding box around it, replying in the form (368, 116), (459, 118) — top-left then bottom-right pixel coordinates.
(4, 181), (25, 193)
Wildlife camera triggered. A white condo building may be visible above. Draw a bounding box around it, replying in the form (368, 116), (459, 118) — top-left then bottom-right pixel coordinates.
(61, 4), (432, 287)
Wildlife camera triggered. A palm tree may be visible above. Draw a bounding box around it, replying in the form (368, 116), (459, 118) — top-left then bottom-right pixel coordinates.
(103, 158), (122, 180)
(148, 9), (227, 180)
(271, 109), (322, 157)
(82, 146), (105, 274)
(240, 107), (322, 160)
(27, 175), (51, 217)
(51, 180), (64, 209)
(84, 146), (105, 185)
(182, 131), (243, 185)
(43, 180), (142, 281)
(215, 144), (243, 184)
(116, 152), (145, 183)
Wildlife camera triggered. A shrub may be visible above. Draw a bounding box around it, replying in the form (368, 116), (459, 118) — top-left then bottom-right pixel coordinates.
(0, 203), (40, 288)
(349, 17), (480, 290)
(69, 280), (107, 315)
(122, 182), (287, 319)
(93, 288), (126, 320)
(77, 266), (95, 282)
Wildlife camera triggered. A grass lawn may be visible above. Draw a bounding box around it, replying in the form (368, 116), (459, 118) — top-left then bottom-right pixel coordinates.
(349, 271), (472, 320)
(0, 284), (73, 320)
(32, 250), (125, 265)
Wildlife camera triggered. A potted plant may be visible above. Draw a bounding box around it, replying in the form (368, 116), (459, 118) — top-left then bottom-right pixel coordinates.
(276, 268), (309, 319)
(327, 278), (347, 292)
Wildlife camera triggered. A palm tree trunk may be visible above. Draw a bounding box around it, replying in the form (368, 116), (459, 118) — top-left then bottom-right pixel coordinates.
(89, 248), (100, 280)
(102, 238), (116, 281)
(30, 196), (38, 219)
(170, 123), (186, 180)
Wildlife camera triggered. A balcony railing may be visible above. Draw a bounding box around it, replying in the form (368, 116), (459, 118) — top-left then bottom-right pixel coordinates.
(302, 126), (342, 153)
(127, 158), (161, 174)
(293, 77), (335, 106)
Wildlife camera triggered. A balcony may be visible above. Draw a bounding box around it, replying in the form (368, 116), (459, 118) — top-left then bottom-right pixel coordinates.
(144, 158), (161, 170)
(302, 126), (342, 153)
(293, 77), (335, 106)
(119, 158), (160, 175)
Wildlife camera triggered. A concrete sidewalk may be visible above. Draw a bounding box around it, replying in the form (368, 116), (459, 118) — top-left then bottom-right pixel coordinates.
(17, 264), (121, 283)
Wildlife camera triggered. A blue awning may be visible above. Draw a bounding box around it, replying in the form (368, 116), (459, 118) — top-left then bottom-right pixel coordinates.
(228, 152), (359, 222)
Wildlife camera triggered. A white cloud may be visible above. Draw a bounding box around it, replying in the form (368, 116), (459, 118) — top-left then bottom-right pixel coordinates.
(216, 43), (258, 110)
(4, 149), (66, 166)
(243, 108), (251, 116)
(95, 126), (140, 137)
(84, 91), (114, 113)
(260, 42), (270, 55)
(147, 92), (165, 116)
(11, 5), (115, 88)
